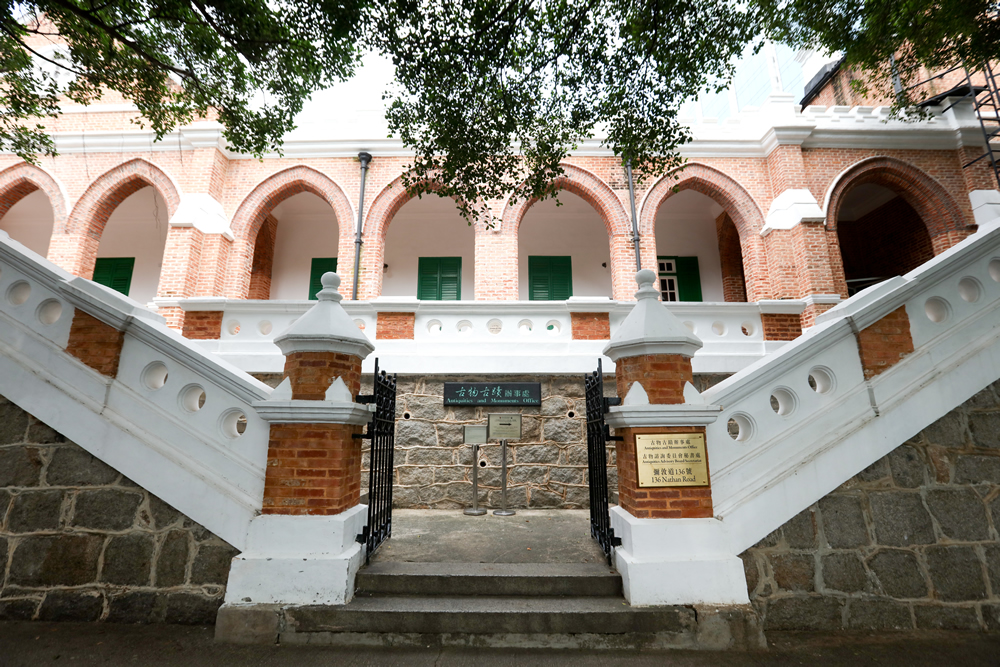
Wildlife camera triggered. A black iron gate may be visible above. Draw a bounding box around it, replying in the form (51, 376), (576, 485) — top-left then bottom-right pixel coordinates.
(585, 359), (622, 565)
(355, 359), (397, 564)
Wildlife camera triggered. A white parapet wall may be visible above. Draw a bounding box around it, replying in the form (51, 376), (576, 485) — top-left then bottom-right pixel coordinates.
(160, 297), (805, 375)
(0, 231), (273, 549)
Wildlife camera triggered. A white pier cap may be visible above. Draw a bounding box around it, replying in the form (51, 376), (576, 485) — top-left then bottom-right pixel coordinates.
(603, 269), (703, 361)
(273, 272), (375, 359)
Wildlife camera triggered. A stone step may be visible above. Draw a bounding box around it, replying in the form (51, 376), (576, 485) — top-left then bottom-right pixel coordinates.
(355, 562), (623, 597)
(284, 595), (693, 637)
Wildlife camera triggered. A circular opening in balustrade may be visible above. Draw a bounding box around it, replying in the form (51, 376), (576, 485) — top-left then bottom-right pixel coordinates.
(711, 321), (726, 336)
(179, 384), (207, 412)
(221, 410), (247, 439)
(518, 319), (533, 334)
(958, 277), (982, 303)
(6, 281), (30, 306)
(141, 362), (169, 390)
(427, 319), (443, 335)
(769, 387), (797, 417)
(226, 320), (241, 336)
(545, 320), (561, 335)
(354, 319), (366, 331)
(807, 366), (836, 394)
(741, 321), (755, 337)
(487, 318), (503, 335)
(456, 320), (473, 334)
(257, 320), (273, 336)
(990, 258), (1000, 283)
(683, 321), (696, 334)
(924, 296), (951, 323)
(36, 299), (63, 326)
(726, 412), (754, 442)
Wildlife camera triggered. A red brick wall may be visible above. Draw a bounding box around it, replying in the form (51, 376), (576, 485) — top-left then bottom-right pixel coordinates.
(761, 313), (803, 341)
(570, 312), (610, 340)
(856, 306), (915, 379)
(615, 354), (693, 405)
(615, 426), (712, 519)
(375, 312), (415, 340)
(247, 214), (278, 300)
(282, 351), (362, 400)
(262, 422), (364, 515)
(716, 212), (748, 302)
(65, 311), (125, 377)
(181, 311), (223, 340)
(838, 196), (934, 286)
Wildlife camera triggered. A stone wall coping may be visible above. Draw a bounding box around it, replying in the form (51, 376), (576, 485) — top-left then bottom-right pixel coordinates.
(757, 300), (810, 315)
(606, 404), (722, 428)
(252, 399), (372, 425)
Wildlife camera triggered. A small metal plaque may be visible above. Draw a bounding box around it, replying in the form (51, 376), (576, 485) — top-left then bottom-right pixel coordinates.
(464, 425), (488, 445)
(635, 433), (709, 487)
(488, 414), (522, 441)
(443, 382), (541, 406)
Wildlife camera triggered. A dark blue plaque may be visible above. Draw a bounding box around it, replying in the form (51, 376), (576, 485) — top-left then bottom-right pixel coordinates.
(443, 382), (541, 406)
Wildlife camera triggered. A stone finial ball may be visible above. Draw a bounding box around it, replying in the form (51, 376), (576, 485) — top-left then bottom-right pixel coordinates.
(636, 269), (657, 287)
(321, 272), (341, 290)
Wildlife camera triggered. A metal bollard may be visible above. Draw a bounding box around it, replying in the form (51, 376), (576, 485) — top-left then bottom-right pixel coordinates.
(464, 443), (486, 516)
(493, 439), (516, 516)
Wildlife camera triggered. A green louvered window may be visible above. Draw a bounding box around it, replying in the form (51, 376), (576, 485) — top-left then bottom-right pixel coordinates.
(92, 257), (135, 296)
(308, 258), (338, 300)
(657, 256), (702, 302)
(417, 257), (462, 300)
(528, 256), (573, 301)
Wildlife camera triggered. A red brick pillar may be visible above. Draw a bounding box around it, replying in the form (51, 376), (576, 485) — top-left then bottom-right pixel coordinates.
(604, 269), (717, 519)
(255, 272), (375, 516)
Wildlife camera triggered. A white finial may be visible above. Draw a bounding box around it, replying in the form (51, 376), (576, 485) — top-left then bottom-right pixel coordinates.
(317, 272), (343, 303)
(635, 269), (658, 300)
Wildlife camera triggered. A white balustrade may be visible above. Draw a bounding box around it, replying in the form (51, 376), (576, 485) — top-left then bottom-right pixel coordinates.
(166, 294), (802, 375)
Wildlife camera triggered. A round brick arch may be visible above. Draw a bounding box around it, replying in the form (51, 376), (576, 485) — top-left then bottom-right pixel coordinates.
(638, 163), (769, 301)
(823, 156), (968, 243)
(228, 166), (356, 299)
(0, 162), (67, 233)
(54, 158), (181, 278)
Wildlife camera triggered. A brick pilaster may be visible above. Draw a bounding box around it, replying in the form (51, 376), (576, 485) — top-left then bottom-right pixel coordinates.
(761, 313), (802, 341)
(570, 312), (610, 340)
(855, 306), (915, 379)
(615, 426), (713, 519)
(375, 312), (415, 340)
(181, 311), (224, 340)
(615, 354), (692, 404)
(66, 311), (125, 377)
(283, 351), (362, 400)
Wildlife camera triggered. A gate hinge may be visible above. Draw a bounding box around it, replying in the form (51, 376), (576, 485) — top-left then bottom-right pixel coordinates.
(603, 397), (621, 412)
(356, 526), (369, 544)
(356, 393), (375, 405)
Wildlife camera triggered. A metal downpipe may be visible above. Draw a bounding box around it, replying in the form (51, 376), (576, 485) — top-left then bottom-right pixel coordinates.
(352, 152), (372, 301)
(625, 160), (642, 272)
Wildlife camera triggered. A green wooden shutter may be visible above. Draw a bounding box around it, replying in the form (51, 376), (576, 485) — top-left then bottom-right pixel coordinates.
(308, 257), (338, 300)
(92, 257), (135, 296)
(675, 256), (702, 302)
(417, 257), (462, 300)
(528, 256), (572, 300)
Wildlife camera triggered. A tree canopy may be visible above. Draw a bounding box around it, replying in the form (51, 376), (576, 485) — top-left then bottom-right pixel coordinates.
(3, 0), (997, 224)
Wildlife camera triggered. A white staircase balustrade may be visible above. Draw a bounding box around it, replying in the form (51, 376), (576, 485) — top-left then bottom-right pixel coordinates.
(0, 231), (272, 549)
(701, 219), (1000, 554)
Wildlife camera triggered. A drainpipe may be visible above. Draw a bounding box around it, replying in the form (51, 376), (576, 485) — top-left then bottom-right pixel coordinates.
(625, 159), (642, 272)
(352, 152), (372, 301)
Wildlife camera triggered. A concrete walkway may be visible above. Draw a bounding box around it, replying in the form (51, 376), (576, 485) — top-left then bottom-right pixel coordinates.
(3, 622), (1000, 665)
(372, 509), (608, 564)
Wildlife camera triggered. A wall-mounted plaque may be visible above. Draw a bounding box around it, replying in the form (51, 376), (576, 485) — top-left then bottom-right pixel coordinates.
(464, 425), (488, 444)
(635, 433), (709, 487)
(488, 413), (522, 440)
(443, 382), (541, 406)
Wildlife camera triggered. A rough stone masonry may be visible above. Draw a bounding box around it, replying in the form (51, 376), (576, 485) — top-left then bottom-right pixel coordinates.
(0, 396), (238, 624)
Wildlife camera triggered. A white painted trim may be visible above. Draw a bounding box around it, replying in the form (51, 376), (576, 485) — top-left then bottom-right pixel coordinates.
(252, 399), (372, 425)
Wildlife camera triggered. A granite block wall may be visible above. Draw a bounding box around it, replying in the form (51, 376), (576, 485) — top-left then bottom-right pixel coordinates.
(742, 381), (1000, 632)
(0, 396), (238, 624)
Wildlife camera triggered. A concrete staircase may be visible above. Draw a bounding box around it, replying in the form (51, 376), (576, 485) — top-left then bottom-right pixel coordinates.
(223, 561), (764, 649)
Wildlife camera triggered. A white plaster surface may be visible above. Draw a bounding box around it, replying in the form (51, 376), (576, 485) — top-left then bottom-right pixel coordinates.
(0, 190), (54, 257)
(654, 189), (725, 300)
(97, 186), (169, 305)
(518, 192), (613, 299)
(269, 192), (340, 300)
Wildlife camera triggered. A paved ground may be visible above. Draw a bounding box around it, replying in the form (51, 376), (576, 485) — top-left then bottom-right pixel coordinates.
(372, 509), (607, 564)
(2, 622), (1000, 666)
